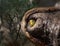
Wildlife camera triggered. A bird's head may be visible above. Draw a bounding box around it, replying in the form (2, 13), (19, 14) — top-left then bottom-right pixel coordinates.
(21, 7), (60, 46)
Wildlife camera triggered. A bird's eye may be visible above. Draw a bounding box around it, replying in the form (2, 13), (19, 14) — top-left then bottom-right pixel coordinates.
(28, 19), (36, 27)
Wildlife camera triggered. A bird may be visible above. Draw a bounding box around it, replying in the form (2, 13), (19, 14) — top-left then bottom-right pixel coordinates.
(21, 7), (60, 46)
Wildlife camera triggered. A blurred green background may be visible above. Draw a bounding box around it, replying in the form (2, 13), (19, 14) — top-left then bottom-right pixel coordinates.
(0, 0), (60, 46)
